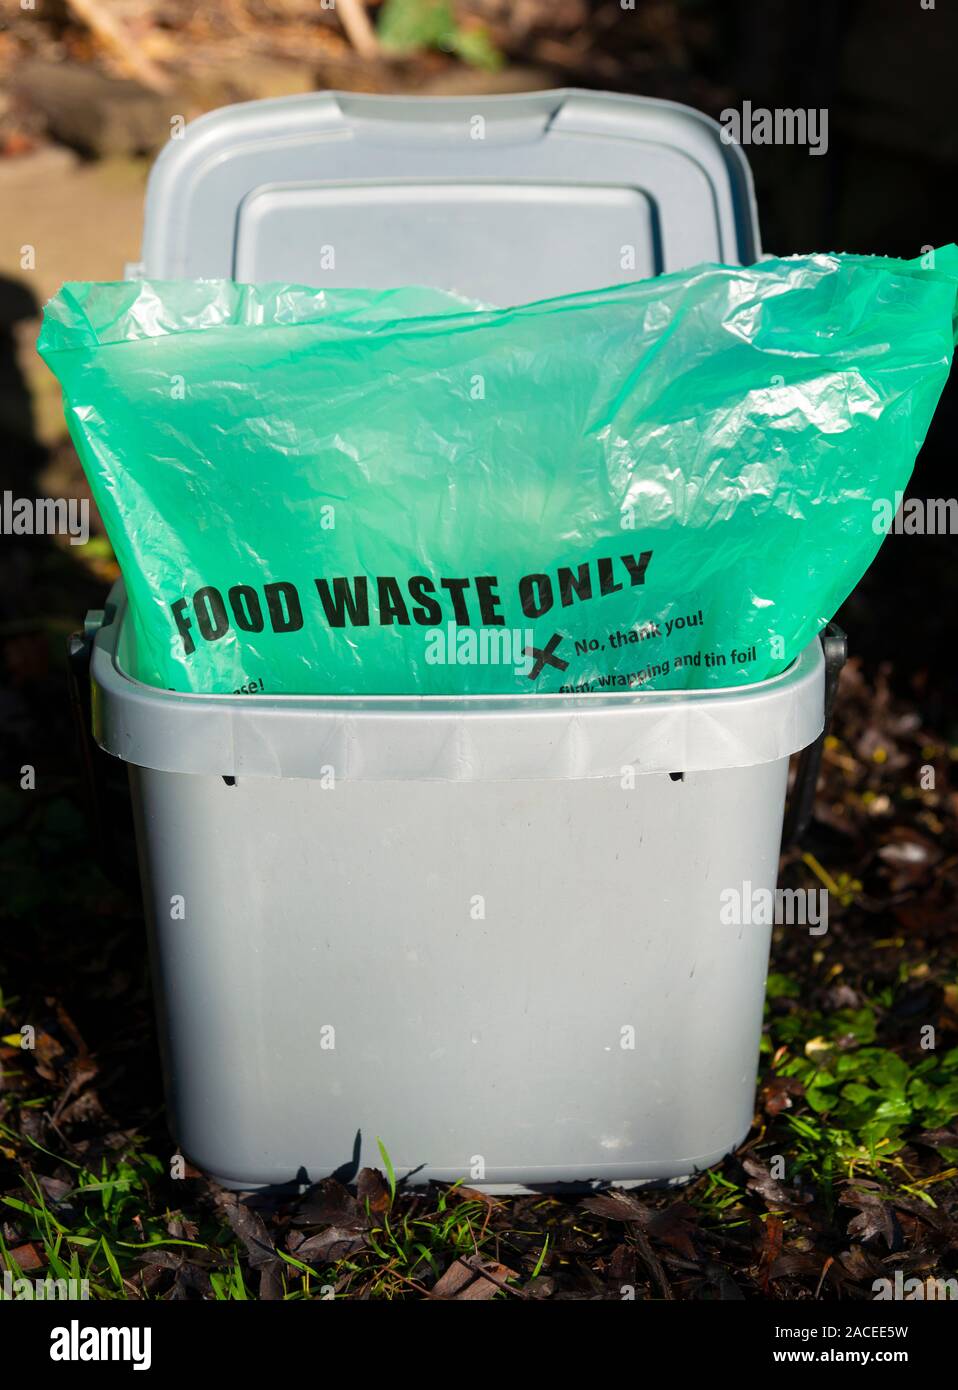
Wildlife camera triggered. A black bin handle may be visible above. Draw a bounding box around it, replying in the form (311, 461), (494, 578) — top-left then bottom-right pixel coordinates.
(782, 622), (848, 847)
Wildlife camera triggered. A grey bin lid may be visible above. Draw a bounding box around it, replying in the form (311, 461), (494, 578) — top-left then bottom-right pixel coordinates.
(137, 87), (761, 302)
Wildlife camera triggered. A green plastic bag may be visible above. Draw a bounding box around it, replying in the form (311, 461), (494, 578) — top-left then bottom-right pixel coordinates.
(38, 249), (958, 696)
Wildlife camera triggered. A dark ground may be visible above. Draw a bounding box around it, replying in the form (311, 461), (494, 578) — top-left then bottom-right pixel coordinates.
(1, 0), (956, 1300)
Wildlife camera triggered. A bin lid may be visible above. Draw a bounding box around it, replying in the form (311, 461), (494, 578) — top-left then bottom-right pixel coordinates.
(137, 88), (760, 303)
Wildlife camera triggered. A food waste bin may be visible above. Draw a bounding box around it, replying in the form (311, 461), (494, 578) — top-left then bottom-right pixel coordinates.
(80, 89), (838, 1191)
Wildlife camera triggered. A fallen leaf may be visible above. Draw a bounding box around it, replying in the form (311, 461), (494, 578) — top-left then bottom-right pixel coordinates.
(215, 1193), (279, 1270)
(356, 1167), (391, 1216)
(743, 1156), (814, 1212)
(840, 1185), (901, 1251)
(289, 1227), (367, 1264)
(432, 1257), (517, 1300)
(295, 1177), (363, 1230)
(7, 1243), (44, 1272)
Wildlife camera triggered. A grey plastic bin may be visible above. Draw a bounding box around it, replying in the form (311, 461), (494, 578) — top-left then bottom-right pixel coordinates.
(86, 89), (830, 1192)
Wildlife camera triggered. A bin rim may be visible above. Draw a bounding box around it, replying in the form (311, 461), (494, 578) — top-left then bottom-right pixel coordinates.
(88, 582), (825, 783)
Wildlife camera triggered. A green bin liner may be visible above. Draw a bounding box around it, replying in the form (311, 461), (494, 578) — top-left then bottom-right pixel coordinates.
(38, 248), (958, 696)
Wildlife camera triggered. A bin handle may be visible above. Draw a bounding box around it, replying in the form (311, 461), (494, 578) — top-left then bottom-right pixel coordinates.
(782, 622), (848, 847)
(67, 613), (106, 864)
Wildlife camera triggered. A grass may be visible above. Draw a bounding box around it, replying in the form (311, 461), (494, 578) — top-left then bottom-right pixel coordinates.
(0, 1121), (506, 1299)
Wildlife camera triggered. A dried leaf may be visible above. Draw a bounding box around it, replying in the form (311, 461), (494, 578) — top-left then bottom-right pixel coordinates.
(295, 1177), (363, 1230)
(216, 1193), (279, 1270)
(7, 1242), (44, 1272)
(840, 1185), (901, 1251)
(290, 1226), (368, 1264)
(432, 1257), (517, 1300)
(743, 1156), (814, 1212)
(356, 1167), (391, 1216)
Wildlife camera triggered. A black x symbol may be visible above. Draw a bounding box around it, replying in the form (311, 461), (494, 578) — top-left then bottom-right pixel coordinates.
(525, 632), (568, 680)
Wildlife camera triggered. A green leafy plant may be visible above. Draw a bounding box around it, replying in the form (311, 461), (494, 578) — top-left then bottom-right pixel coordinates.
(377, 0), (502, 70)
